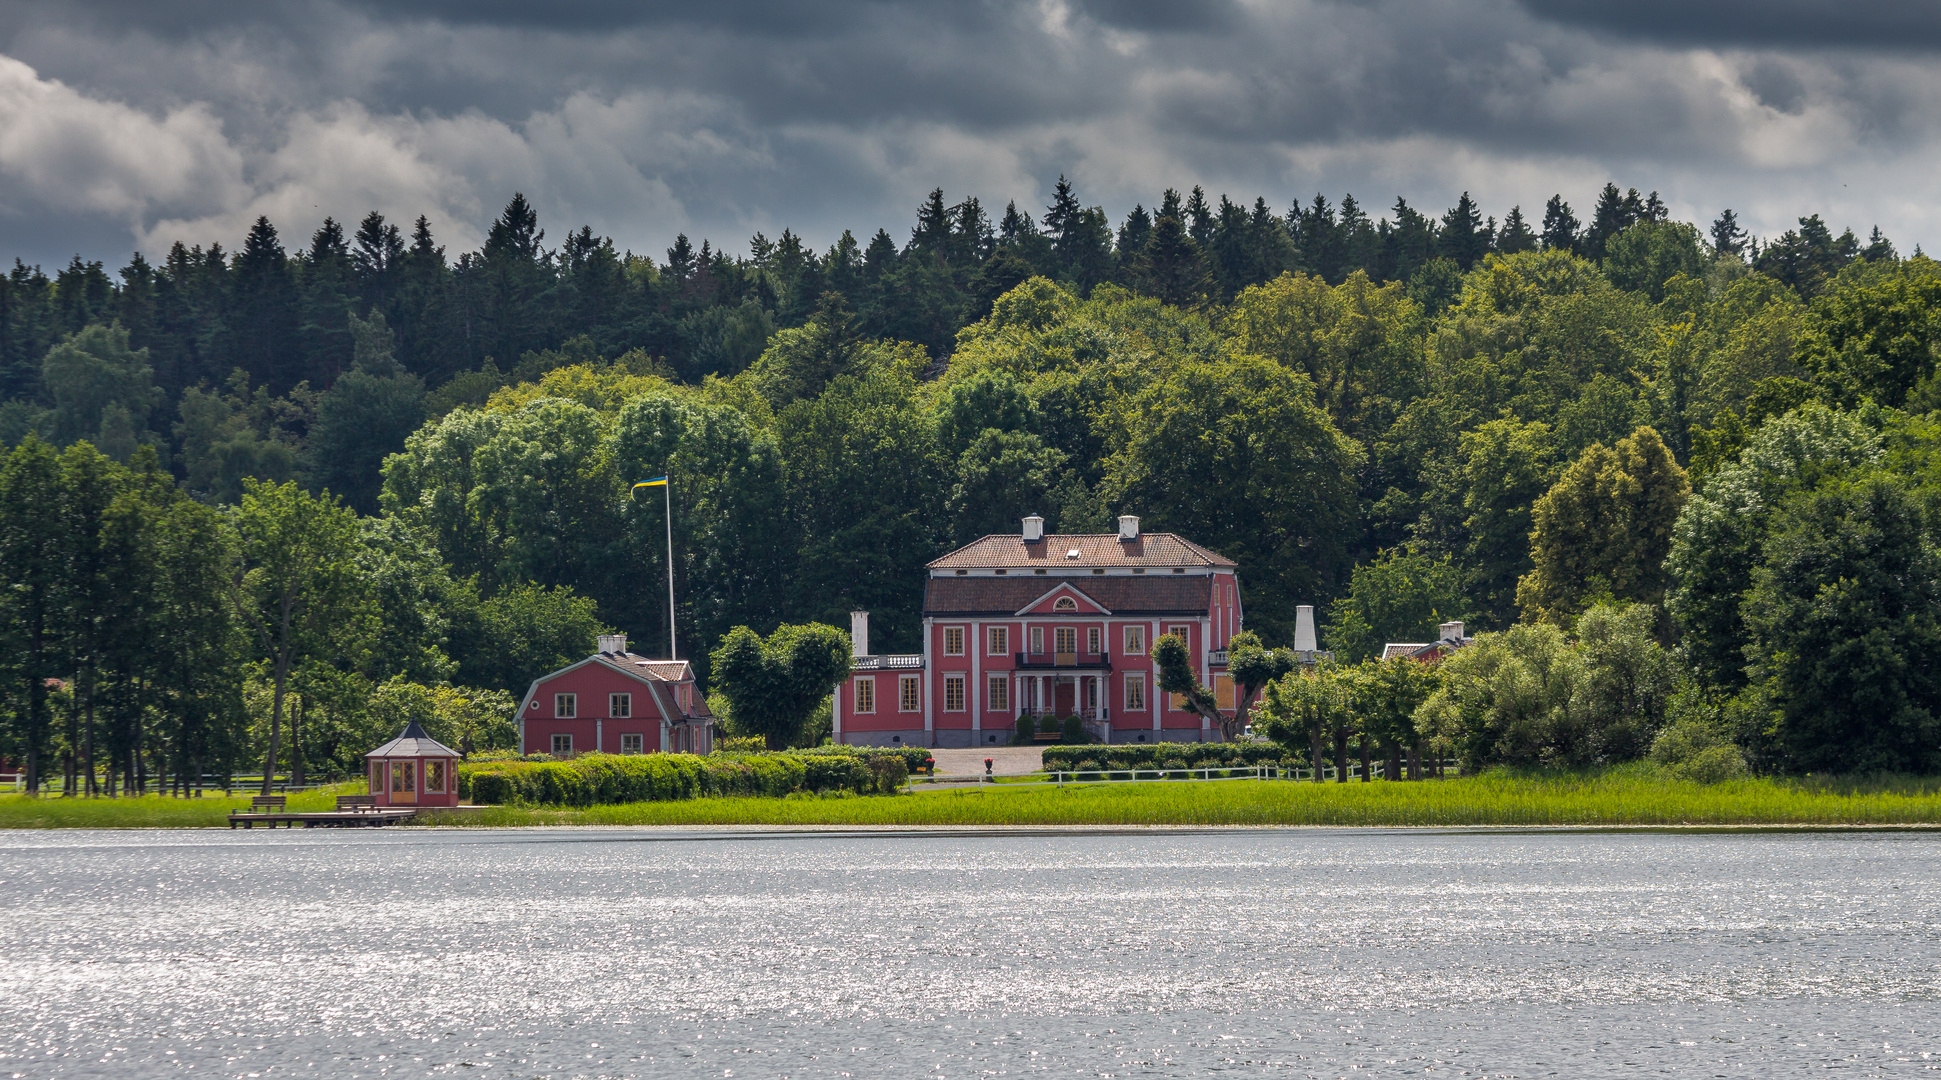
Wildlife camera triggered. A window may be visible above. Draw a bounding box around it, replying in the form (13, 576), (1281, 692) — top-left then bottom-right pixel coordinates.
(1029, 627), (1043, 654)
(855, 677), (876, 714)
(944, 674), (966, 711)
(555, 693), (576, 718)
(1055, 626), (1076, 654)
(1215, 674), (1235, 711)
(1166, 624), (1192, 647)
(551, 733), (572, 756)
(987, 626), (1008, 656)
(1124, 626), (1146, 655)
(370, 762), (385, 794)
(1125, 674), (1146, 711)
(1054, 596), (1078, 611)
(988, 675), (1009, 712)
(620, 733), (644, 754)
(1087, 627), (1101, 655)
(424, 759), (448, 794)
(390, 760), (416, 793)
(943, 626), (965, 656)
(900, 675), (921, 712)
(610, 693), (631, 718)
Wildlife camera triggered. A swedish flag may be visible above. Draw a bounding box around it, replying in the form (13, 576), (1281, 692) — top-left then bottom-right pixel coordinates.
(632, 477), (668, 491)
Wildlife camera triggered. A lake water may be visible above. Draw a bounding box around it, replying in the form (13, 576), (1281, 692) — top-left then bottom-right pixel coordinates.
(1, 826), (1937, 1078)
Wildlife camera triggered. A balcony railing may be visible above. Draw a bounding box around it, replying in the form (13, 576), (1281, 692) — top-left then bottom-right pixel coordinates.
(1013, 651), (1113, 670)
(1208, 650), (1228, 666)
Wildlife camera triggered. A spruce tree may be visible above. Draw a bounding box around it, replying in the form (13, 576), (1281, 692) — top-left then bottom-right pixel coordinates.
(1497, 206), (1537, 254)
(1540, 195), (1579, 252)
(1709, 209), (1747, 257)
(1438, 191), (1490, 270)
(1185, 186), (1214, 244)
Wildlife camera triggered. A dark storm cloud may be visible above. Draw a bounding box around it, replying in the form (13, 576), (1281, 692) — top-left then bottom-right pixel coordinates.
(0, 0), (1937, 270)
(1519, 0), (1941, 50)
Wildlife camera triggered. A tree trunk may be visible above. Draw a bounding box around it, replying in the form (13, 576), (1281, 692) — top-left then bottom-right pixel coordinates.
(1333, 727), (1348, 783)
(1359, 736), (1371, 783)
(262, 661), (287, 796)
(289, 695), (305, 788)
(1310, 728), (1325, 782)
(1386, 740), (1402, 782)
(83, 671), (96, 797)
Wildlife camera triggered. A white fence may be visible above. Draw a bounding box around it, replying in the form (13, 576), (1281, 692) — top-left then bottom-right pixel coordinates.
(969, 759), (1462, 788)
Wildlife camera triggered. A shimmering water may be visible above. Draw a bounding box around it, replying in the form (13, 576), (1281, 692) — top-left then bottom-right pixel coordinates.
(1, 827), (1938, 1078)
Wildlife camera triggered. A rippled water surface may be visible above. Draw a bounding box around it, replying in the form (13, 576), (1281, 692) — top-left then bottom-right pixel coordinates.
(2, 827), (1938, 1078)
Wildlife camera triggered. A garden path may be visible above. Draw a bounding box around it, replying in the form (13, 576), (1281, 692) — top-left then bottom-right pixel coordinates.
(929, 747), (1045, 778)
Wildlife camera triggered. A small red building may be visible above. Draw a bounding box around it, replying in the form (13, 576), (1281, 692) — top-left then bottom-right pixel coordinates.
(834, 515), (1256, 747)
(365, 722), (462, 808)
(515, 634), (715, 756)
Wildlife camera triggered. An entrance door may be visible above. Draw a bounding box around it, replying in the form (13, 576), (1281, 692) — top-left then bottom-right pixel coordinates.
(389, 760), (417, 804)
(1054, 680), (1075, 717)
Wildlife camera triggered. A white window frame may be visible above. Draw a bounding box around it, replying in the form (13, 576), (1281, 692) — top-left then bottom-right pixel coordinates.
(899, 675), (921, 713)
(943, 626), (965, 656)
(1087, 627), (1101, 655)
(1054, 596), (1078, 611)
(620, 733), (644, 754)
(1029, 626), (1044, 654)
(1124, 625), (1146, 655)
(943, 674), (966, 712)
(423, 759), (448, 794)
(551, 733), (573, 756)
(555, 693), (576, 718)
(987, 626), (1008, 656)
(1054, 626), (1076, 654)
(610, 692), (631, 718)
(855, 677), (876, 714)
(988, 675), (1009, 712)
(1125, 674), (1146, 712)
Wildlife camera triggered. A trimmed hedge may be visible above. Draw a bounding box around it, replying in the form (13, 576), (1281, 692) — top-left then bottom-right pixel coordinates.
(1041, 742), (1285, 771)
(460, 751), (916, 807)
(785, 745), (935, 775)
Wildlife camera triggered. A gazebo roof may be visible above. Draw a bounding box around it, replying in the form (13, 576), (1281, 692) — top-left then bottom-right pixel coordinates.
(366, 721), (460, 759)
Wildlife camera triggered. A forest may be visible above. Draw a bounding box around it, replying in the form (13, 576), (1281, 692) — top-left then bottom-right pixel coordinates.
(1, 173), (1935, 794)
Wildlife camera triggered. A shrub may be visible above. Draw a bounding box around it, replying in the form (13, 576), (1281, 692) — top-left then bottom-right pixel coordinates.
(1161, 757), (1188, 771)
(1074, 759), (1102, 775)
(1061, 715), (1087, 743)
(1040, 742), (1281, 772)
(1013, 717), (1033, 745)
(1039, 714), (1061, 735)
(715, 736), (767, 754)
(799, 754), (871, 794)
(867, 756), (909, 793)
(1650, 718), (1748, 784)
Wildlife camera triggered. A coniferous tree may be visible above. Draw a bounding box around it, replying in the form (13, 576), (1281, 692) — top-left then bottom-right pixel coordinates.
(1132, 214), (1212, 308)
(1116, 204), (1153, 270)
(1497, 206), (1538, 254)
(1184, 186), (1214, 244)
(1540, 195), (1580, 252)
(229, 217), (299, 393)
(1438, 192), (1490, 270)
(1709, 209), (1748, 258)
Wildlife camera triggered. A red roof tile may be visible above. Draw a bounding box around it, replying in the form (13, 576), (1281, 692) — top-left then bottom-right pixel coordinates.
(927, 532), (1235, 569)
(923, 575), (1211, 617)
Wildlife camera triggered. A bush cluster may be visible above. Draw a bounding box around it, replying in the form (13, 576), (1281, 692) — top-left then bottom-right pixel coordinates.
(783, 744), (933, 775)
(459, 750), (908, 807)
(1041, 742), (1284, 771)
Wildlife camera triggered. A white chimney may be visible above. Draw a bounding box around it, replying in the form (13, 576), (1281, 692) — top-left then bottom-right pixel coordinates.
(850, 611), (869, 658)
(1440, 621), (1465, 642)
(598, 633), (627, 655)
(1022, 515), (1044, 542)
(1118, 515), (1140, 541)
(1294, 606), (1317, 653)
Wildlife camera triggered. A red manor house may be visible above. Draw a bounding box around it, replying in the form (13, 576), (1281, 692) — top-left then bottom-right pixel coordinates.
(836, 515), (1255, 747)
(515, 634), (715, 757)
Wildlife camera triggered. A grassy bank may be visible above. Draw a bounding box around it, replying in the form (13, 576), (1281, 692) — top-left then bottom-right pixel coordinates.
(5, 769), (1940, 829)
(0, 786), (357, 828)
(421, 768), (1941, 828)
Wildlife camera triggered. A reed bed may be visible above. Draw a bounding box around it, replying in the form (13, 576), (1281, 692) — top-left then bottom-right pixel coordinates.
(417, 768), (1941, 828)
(0, 785), (358, 829)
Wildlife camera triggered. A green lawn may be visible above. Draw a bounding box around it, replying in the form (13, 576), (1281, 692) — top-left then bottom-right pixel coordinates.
(6, 769), (1940, 829)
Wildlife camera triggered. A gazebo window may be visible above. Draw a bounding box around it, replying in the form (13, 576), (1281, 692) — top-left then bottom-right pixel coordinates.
(390, 760), (417, 795)
(424, 759), (448, 794)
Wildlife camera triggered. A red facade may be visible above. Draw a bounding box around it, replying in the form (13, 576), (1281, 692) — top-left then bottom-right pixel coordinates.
(516, 640), (713, 756)
(835, 518), (1246, 747)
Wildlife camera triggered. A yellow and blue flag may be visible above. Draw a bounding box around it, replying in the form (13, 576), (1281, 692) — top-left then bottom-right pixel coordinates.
(632, 477), (668, 492)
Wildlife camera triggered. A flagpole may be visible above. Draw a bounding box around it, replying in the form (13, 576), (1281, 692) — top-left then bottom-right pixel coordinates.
(664, 480), (676, 660)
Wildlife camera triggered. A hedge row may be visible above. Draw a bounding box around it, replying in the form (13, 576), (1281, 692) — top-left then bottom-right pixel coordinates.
(785, 745), (936, 774)
(459, 752), (907, 807)
(1040, 742), (1285, 771)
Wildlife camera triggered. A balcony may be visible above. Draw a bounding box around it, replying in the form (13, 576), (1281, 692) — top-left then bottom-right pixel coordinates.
(1013, 651), (1113, 670)
(1208, 650), (1228, 666)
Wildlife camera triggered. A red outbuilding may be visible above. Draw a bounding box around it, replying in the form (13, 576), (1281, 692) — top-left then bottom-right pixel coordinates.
(515, 634), (715, 756)
(365, 722), (463, 808)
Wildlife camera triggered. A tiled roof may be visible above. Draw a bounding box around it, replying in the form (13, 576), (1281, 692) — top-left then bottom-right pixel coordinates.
(366, 721), (460, 759)
(591, 654), (693, 682)
(928, 532), (1236, 569)
(923, 575), (1211, 617)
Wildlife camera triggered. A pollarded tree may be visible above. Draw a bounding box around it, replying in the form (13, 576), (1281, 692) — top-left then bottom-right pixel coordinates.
(708, 622), (853, 750)
(1352, 656), (1440, 780)
(1152, 630), (1292, 742)
(1518, 425), (1689, 626)
(1255, 663), (1355, 782)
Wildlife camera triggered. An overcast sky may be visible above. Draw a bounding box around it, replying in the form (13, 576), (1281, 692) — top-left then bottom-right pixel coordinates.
(1, 0), (1937, 271)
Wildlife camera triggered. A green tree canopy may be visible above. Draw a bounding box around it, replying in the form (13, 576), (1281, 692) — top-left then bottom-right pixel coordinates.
(708, 622), (852, 749)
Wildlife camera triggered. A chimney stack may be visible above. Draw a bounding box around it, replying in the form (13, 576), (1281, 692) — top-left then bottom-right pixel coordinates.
(850, 611), (870, 658)
(1294, 606), (1317, 653)
(1022, 515), (1044, 542)
(1118, 515), (1140, 541)
(1439, 620), (1465, 642)
(598, 633), (628, 655)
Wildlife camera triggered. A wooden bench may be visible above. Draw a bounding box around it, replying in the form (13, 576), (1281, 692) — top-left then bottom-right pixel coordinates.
(249, 795), (286, 813)
(1032, 731), (1062, 742)
(336, 795), (377, 812)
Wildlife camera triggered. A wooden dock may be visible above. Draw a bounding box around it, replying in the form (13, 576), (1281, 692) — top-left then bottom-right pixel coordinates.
(228, 808), (422, 828)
